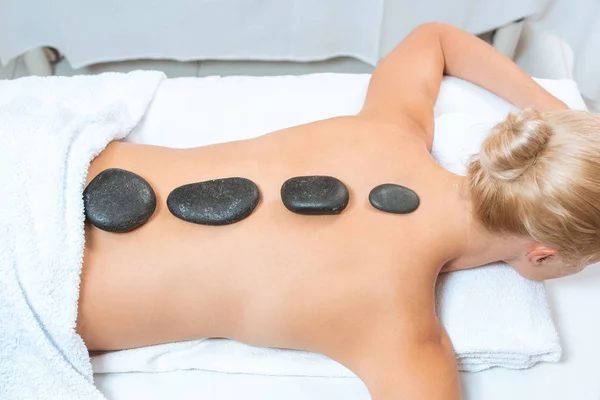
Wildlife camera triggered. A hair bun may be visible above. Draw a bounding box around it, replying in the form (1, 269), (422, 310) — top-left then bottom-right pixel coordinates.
(479, 109), (554, 181)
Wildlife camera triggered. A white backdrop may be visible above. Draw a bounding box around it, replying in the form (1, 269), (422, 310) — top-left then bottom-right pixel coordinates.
(528, 0), (600, 107)
(0, 0), (541, 68)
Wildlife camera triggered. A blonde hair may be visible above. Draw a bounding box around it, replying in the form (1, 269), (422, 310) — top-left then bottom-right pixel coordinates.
(468, 109), (600, 269)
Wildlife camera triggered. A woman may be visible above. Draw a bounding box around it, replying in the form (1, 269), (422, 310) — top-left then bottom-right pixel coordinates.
(77, 23), (600, 399)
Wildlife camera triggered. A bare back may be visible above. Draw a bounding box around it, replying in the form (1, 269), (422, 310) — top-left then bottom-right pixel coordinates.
(77, 116), (463, 367)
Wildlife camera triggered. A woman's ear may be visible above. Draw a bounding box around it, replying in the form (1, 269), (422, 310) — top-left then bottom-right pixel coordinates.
(527, 245), (559, 264)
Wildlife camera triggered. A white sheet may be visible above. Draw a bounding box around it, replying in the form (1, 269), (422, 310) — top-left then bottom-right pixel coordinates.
(93, 73), (600, 399)
(0, 0), (541, 68)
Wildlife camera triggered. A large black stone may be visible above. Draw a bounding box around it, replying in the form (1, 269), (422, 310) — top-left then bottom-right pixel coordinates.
(281, 176), (349, 215)
(83, 168), (157, 232)
(167, 177), (260, 225)
(369, 183), (420, 214)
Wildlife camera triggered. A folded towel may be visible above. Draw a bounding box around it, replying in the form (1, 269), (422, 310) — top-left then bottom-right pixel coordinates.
(90, 79), (564, 377)
(438, 265), (561, 372)
(0, 71), (165, 400)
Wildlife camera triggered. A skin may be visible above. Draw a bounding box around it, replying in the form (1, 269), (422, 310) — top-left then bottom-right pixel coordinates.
(77, 23), (572, 399)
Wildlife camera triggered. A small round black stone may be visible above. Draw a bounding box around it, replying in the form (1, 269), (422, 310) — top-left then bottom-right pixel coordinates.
(281, 176), (349, 215)
(369, 184), (420, 214)
(167, 177), (260, 225)
(83, 168), (157, 233)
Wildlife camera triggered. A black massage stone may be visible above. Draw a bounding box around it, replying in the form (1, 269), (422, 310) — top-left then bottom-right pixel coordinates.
(281, 176), (349, 215)
(369, 184), (420, 214)
(83, 168), (157, 233)
(167, 177), (260, 225)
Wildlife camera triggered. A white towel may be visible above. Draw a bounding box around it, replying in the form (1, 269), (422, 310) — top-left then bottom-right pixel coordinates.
(90, 79), (565, 377)
(0, 71), (165, 400)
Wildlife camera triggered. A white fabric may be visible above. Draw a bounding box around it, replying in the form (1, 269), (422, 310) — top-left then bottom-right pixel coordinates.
(525, 0), (600, 108)
(91, 74), (585, 380)
(126, 75), (585, 149)
(94, 370), (370, 400)
(514, 22), (575, 81)
(0, 71), (165, 400)
(0, 0), (541, 68)
(377, 0), (541, 57)
(93, 74), (600, 399)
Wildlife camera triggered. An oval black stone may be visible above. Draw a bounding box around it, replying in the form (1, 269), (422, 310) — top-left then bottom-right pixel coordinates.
(83, 168), (157, 233)
(369, 184), (420, 214)
(281, 176), (349, 215)
(167, 177), (260, 225)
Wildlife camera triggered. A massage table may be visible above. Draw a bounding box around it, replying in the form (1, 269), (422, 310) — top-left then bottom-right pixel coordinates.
(92, 74), (600, 400)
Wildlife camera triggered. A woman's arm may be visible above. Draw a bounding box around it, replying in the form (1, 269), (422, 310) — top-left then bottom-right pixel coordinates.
(360, 22), (568, 149)
(361, 328), (461, 400)
(437, 23), (568, 111)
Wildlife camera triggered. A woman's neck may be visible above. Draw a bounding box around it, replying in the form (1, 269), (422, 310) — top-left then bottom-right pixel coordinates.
(442, 226), (525, 273)
(440, 176), (526, 273)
